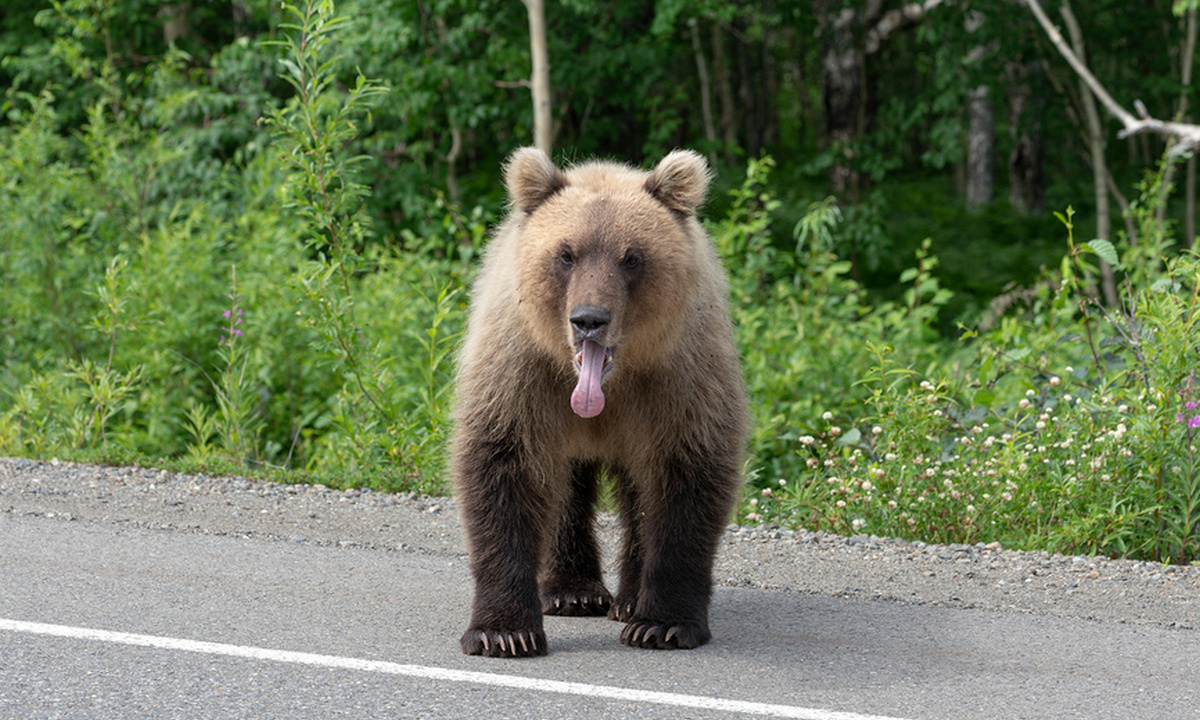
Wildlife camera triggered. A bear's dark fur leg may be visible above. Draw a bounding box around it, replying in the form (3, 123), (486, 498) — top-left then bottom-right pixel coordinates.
(619, 450), (739, 650)
(608, 466), (643, 623)
(541, 461), (613, 616)
(458, 435), (550, 657)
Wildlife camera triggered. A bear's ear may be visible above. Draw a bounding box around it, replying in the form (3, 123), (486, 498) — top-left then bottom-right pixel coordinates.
(504, 147), (568, 214)
(644, 149), (711, 215)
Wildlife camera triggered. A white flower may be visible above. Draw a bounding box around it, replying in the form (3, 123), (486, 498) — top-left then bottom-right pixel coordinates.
(822, 411), (834, 421)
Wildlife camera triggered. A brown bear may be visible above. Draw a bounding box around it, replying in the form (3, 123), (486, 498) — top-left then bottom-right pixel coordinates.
(452, 147), (747, 657)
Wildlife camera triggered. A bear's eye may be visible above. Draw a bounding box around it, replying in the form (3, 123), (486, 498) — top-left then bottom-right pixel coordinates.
(558, 247), (575, 267)
(620, 251), (643, 270)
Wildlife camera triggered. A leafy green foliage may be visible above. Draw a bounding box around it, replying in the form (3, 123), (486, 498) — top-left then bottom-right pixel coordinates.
(0, 0), (472, 493)
(739, 174), (1200, 563)
(713, 157), (954, 483)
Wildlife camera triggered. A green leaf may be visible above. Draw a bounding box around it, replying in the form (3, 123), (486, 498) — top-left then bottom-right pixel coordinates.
(1083, 239), (1122, 269)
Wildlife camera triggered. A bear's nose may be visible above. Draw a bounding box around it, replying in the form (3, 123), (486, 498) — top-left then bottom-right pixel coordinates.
(570, 306), (611, 338)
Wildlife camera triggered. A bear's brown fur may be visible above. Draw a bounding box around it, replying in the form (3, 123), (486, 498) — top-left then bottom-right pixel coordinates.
(452, 147), (747, 657)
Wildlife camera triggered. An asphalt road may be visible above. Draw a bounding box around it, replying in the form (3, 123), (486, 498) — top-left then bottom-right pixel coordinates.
(1, 462), (1198, 720)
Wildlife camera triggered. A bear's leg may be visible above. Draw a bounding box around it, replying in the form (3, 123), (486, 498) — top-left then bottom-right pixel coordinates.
(458, 440), (552, 657)
(619, 453), (737, 650)
(541, 460), (613, 616)
(607, 466), (643, 623)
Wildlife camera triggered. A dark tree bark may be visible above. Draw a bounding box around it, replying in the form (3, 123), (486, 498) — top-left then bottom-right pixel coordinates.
(1006, 61), (1045, 214)
(690, 19), (719, 167)
(712, 23), (738, 164)
(820, 8), (866, 195)
(737, 27), (762, 157)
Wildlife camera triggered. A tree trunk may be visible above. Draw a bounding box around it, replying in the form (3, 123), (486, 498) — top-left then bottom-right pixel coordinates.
(444, 125), (462, 202)
(821, 10), (864, 196)
(712, 22), (738, 164)
(737, 29), (762, 157)
(966, 85), (994, 210)
(760, 25), (778, 147)
(690, 19), (718, 167)
(1006, 61), (1045, 214)
(1187, 156), (1196, 249)
(1061, 0), (1117, 307)
(161, 3), (189, 45)
(819, 1), (944, 196)
(1180, 8), (1197, 248)
(522, 0), (552, 155)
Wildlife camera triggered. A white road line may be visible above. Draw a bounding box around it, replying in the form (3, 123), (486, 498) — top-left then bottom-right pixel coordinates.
(1, 618), (911, 720)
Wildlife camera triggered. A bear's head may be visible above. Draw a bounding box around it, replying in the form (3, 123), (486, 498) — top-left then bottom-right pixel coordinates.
(503, 147), (713, 419)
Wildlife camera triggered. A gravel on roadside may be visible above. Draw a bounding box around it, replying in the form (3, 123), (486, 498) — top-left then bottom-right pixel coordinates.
(2, 456), (1196, 631)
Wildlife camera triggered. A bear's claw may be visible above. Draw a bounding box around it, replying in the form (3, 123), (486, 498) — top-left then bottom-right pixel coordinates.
(461, 628), (547, 658)
(620, 619), (709, 650)
(607, 597), (637, 622)
(542, 590), (612, 616)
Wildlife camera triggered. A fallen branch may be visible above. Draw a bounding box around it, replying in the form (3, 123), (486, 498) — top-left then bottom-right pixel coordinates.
(1024, 0), (1200, 155)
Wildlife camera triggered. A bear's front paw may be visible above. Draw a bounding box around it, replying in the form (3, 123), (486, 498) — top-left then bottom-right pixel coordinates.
(620, 619), (710, 650)
(460, 627), (548, 658)
(547, 578), (619, 619)
(606, 596), (637, 622)
(541, 588), (612, 616)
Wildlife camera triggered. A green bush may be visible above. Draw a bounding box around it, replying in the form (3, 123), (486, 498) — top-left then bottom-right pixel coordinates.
(737, 180), (1200, 564)
(711, 156), (955, 484)
(0, 0), (474, 493)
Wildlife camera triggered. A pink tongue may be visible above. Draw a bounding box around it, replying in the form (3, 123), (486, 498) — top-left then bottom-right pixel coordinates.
(571, 340), (607, 418)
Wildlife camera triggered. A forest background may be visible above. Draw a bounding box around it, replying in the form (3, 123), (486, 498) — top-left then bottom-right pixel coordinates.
(2, 0), (1199, 563)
